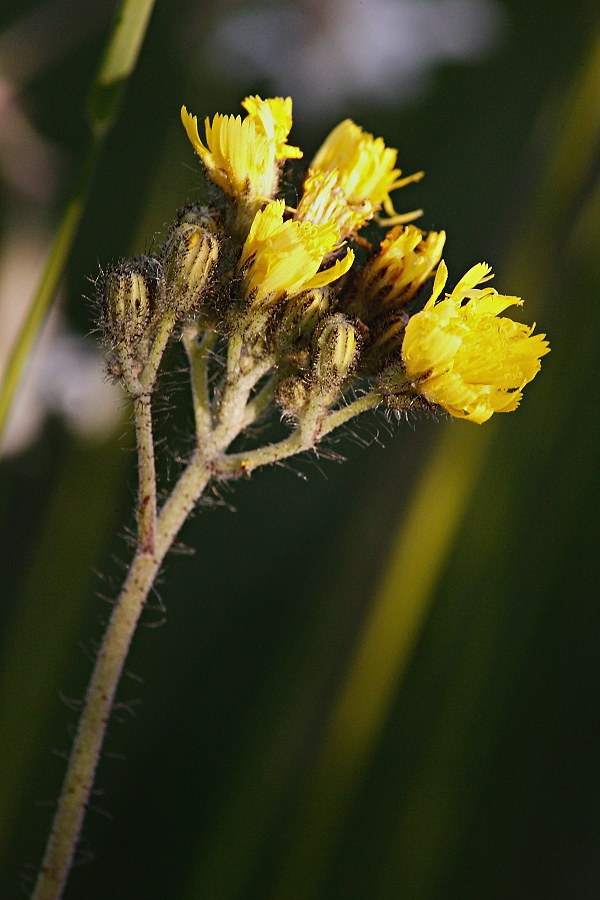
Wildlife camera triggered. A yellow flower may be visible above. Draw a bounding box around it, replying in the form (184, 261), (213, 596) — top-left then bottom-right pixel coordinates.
(402, 261), (550, 423)
(295, 169), (371, 238)
(310, 119), (423, 222)
(240, 95), (302, 161)
(181, 96), (301, 214)
(239, 200), (355, 305)
(360, 225), (446, 313)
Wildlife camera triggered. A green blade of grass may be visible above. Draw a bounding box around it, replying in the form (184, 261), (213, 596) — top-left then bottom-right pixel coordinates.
(0, 0), (157, 444)
(272, 422), (494, 900)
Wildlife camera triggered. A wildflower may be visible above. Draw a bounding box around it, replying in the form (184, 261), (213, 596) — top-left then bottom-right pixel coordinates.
(309, 119), (423, 224)
(295, 168), (372, 238)
(240, 95), (302, 160)
(239, 200), (354, 306)
(401, 261), (550, 423)
(181, 96), (301, 216)
(350, 225), (446, 321)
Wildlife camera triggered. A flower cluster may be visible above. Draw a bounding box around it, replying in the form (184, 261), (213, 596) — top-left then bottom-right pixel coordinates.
(102, 95), (548, 431)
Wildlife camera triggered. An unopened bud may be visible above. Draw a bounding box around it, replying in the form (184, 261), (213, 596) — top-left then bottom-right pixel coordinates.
(162, 223), (219, 314)
(176, 203), (223, 234)
(275, 288), (331, 349)
(312, 314), (359, 389)
(103, 258), (160, 347)
(276, 376), (309, 416)
(292, 288), (331, 335)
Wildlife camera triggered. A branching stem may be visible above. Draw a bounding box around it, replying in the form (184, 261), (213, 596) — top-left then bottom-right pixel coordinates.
(32, 343), (385, 899)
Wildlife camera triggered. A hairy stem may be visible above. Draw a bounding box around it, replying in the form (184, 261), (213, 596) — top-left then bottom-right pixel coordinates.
(182, 325), (216, 442)
(319, 391), (383, 437)
(32, 553), (159, 900)
(210, 355), (275, 452)
(134, 394), (157, 554)
(141, 309), (178, 390)
(218, 390), (384, 476)
(32, 449), (211, 900)
(32, 360), (384, 898)
(241, 364), (293, 429)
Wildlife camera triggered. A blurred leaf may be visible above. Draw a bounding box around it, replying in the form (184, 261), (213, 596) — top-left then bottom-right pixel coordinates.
(271, 423), (494, 900)
(0, 0), (157, 445)
(0, 433), (129, 876)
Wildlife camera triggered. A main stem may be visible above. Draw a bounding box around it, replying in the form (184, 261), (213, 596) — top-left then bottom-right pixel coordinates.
(32, 447), (211, 900)
(32, 554), (159, 900)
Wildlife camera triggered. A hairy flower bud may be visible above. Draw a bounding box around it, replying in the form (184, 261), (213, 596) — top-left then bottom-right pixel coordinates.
(176, 203), (223, 233)
(103, 258), (161, 348)
(276, 376), (309, 416)
(274, 288), (332, 349)
(312, 314), (359, 390)
(162, 223), (219, 315)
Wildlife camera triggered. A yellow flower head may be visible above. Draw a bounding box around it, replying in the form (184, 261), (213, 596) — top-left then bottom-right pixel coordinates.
(362, 225), (446, 311)
(241, 95), (302, 161)
(239, 200), (355, 305)
(402, 261), (550, 423)
(295, 168), (373, 238)
(181, 96), (301, 215)
(310, 119), (423, 220)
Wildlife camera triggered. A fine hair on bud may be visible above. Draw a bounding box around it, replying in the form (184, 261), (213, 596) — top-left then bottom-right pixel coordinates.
(275, 288), (332, 350)
(102, 256), (163, 348)
(175, 202), (224, 234)
(276, 375), (311, 419)
(312, 313), (360, 391)
(162, 222), (219, 316)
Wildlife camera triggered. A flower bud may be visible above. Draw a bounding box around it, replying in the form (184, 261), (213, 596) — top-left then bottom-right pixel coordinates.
(276, 376), (309, 416)
(162, 223), (219, 315)
(291, 288), (331, 336)
(312, 314), (359, 389)
(103, 258), (160, 347)
(274, 288), (331, 349)
(176, 203), (223, 233)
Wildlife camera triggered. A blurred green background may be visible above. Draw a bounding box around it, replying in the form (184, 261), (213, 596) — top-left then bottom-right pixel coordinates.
(1, 1), (600, 897)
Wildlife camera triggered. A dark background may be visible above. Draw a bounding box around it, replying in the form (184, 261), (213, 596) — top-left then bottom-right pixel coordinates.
(1, 1), (599, 897)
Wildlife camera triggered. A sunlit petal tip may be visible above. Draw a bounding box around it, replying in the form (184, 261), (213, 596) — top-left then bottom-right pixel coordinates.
(181, 106), (204, 156)
(427, 260), (449, 306)
(241, 94), (303, 161)
(453, 262), (494, 296)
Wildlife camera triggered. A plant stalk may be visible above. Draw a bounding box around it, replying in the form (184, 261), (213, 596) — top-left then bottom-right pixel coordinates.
(32, 355), (381, 897)
(32, 449), (211, 900)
